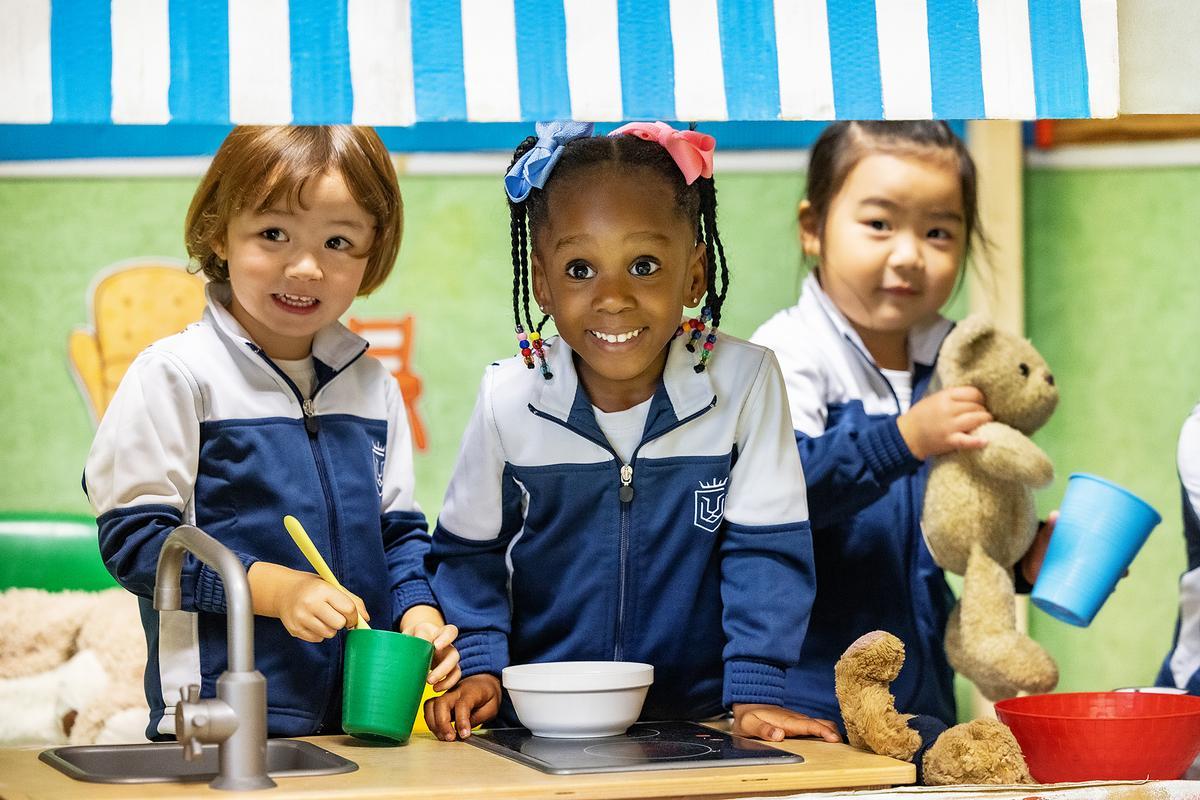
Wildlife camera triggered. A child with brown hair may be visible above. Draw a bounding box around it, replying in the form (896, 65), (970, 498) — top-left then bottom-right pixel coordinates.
(85, 126), (457, 739)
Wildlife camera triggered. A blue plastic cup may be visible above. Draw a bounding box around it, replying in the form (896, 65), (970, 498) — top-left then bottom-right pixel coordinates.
(1031, 474), (1161, 627)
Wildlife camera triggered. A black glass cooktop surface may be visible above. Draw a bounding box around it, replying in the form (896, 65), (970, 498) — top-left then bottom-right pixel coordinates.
(464, 721), (804, 775)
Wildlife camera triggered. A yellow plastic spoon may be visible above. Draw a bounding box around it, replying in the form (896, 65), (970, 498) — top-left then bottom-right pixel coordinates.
(282, 515), (371, 630)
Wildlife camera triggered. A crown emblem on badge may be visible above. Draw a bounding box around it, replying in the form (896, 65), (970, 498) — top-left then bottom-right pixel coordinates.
(693, 477), (728, 533)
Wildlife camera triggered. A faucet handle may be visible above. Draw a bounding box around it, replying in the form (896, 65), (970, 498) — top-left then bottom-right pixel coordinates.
(176, 685), (203, 762)
(184, 735), (205, 762)
(175, 684), (239, 763)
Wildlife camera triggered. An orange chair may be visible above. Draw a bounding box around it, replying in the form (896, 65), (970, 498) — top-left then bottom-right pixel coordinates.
(68, 261), (207, 423)
(346, 316), (427, 452)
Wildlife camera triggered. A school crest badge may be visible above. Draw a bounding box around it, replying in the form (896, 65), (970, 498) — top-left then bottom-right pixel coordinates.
(372, 440), (386, 495)
(693, 477), (728, 533)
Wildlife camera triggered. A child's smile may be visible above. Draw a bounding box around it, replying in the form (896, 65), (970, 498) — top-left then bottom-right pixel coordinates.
(587, 326), (646, 346)
(531, 165), (706, 412)
(273, 292), (321, 313)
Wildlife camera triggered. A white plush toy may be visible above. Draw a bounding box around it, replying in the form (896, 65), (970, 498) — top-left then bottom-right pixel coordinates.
(0, 588), (149, 745)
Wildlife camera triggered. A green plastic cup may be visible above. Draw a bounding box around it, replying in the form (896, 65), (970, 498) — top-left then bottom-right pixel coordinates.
(342, 628), (433, 744)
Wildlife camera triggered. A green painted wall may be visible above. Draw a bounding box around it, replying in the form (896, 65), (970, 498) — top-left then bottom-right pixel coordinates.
(0, 163), (1190, 703)
(1025, 166), (1198, 691)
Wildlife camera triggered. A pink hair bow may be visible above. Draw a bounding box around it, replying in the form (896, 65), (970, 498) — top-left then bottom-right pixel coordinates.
(609, 121), (715, 185)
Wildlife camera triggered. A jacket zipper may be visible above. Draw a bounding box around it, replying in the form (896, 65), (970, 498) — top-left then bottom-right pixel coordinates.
(528, 398), (717, 661)
(253, 344), (366, 730)
(615, 463), (633, 661)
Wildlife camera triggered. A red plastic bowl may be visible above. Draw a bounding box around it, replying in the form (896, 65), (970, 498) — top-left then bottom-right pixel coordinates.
(994, 691), (1200, 782)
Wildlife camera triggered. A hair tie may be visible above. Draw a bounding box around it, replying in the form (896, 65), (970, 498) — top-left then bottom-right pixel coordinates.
(504, 121), (595, 202)
(608, 121), (715, 185)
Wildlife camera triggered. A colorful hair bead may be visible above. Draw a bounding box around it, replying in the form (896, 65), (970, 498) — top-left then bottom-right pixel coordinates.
(515, 325), (535, 369)
(695, 332), (717, 372)
(682, 306), (719, 373)
(529, 329), (553, 380)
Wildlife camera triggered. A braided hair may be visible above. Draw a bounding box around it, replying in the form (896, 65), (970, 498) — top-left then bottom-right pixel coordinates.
(505, 133), (730, 377)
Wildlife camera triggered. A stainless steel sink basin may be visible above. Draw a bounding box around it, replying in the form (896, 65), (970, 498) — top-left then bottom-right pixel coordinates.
(39, 739), (357, 784)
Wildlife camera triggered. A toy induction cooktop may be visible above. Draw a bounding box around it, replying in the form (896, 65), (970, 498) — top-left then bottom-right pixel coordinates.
(464, 721), (804, 775)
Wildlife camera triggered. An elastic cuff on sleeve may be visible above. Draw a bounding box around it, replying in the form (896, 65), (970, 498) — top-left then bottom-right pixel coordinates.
(1011, 520), (1046, 594)
(1013, 565), (1035, 595)
(907, 714), (950, 784)
(392, 579), (439, 627)
(723, 659), (786, 708)
(456, 631), (509, 679)
(195, 552), (259, 613)
(861, 416), (921, 480)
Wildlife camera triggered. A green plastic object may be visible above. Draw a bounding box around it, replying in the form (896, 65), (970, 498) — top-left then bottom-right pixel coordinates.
(0, 512), (117, 591)
(342, 629), (432, 744)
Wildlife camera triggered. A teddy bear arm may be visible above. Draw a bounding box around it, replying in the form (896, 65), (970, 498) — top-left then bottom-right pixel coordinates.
(967, 423), (1053, 487)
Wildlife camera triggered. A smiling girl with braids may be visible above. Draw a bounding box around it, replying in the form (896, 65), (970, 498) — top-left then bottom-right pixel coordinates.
(422, 122), (838, 745)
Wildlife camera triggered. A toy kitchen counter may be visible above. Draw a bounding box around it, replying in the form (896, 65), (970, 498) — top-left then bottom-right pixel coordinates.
(0, 728), (913, 799)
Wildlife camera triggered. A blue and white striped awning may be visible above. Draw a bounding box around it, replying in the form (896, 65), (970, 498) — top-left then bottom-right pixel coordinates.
(0, 0), (1118, 125)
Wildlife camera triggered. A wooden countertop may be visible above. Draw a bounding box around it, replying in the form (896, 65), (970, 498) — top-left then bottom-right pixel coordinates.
(0, 729), (914, 800)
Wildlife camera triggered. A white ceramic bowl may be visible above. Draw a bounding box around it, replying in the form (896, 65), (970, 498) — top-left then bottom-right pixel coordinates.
(502, 661), (654, 738)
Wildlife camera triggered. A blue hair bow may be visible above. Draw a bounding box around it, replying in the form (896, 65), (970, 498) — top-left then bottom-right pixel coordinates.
(504, 121), (595, 202)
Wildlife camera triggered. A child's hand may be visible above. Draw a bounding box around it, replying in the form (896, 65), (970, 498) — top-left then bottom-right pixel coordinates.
(424, 673), (501, 741)
(731, 703), (842, 743)
(248, 562), (368, 642)
(277, 574), (367, 642)
(399, 605), (461, 691)
(1020, 510), (1131, 586)
(897, 386), (992, 460)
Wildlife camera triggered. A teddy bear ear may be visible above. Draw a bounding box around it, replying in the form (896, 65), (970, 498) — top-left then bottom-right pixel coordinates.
(943, 314), (996, 373)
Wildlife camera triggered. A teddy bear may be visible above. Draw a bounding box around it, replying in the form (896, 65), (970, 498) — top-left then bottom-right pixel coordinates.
(832, 317), (1062, 784)
(921, 314), (1060, 701)
(0, 587), (149, 745)
(836, 630), (1034, 785)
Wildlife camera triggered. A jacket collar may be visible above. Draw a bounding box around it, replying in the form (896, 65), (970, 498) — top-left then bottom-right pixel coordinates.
(204, 282), (368, 374)
(800, 272), (952, 368)
(530, 331), (717, 442)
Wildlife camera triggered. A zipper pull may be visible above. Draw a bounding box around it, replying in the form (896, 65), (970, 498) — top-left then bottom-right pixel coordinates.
(619, 463), (634, 503)
(302, 398), (319, 435)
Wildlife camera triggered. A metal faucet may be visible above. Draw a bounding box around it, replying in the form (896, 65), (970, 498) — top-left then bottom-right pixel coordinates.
(154, 525), (275, 791)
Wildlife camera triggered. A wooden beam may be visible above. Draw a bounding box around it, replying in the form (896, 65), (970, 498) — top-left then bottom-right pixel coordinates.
(966, 120), (1024, 336)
